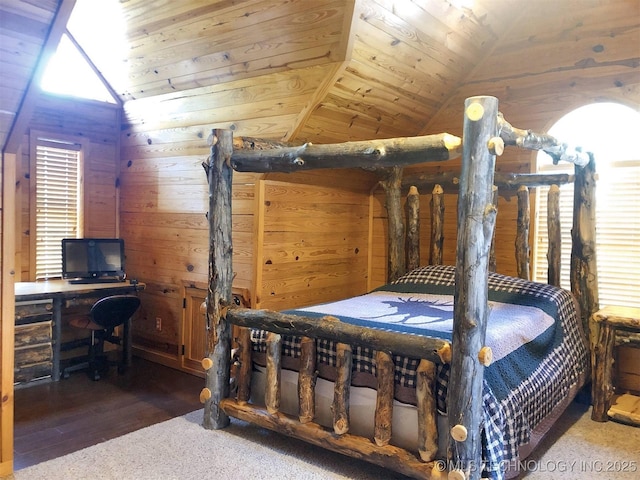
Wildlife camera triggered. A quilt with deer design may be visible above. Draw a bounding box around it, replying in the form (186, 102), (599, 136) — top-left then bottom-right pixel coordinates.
(251, 265), (589, 479)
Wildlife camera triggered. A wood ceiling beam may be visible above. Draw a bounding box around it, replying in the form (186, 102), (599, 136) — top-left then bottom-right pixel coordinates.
(418, 3), (529, 135)
(282, 0), (358, 142)
(2, 0), (77, 154)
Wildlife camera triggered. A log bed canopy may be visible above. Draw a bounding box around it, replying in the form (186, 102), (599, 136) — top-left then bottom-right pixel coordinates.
(202, 95), (597, 480)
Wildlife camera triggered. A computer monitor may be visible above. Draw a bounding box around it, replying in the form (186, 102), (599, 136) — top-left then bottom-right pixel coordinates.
(62, 238), (125, 280)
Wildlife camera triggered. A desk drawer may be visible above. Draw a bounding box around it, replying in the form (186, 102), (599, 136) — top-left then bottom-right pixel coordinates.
(15, 343), (53, 366)
(14, 361), (52, 384)
(14, 343), (53, 384)
(15, 299), (53, 325)
(15, 300), (54, 385)
(15, 321), (52, 348)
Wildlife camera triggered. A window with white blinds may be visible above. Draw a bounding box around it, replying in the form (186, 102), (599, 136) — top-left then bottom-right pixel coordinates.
(33, 137), (83, 280)
(533, 103), (640, 309)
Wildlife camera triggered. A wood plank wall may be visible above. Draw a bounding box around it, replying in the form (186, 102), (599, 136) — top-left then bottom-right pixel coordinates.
(118, 130), (377, 367)
(0, 150), (16, 477)
(15, 94), (121, 281)
(118, 59), (374, 368)
(257, 174), (373, 311)
(118, 133), (259, 363)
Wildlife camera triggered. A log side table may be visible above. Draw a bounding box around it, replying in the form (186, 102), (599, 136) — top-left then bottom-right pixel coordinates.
(590, 305), (640, 424)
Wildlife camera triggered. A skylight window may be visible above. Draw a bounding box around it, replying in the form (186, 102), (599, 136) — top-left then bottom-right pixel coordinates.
(41, 33), (116, 103)
(40, 0), (127, 104)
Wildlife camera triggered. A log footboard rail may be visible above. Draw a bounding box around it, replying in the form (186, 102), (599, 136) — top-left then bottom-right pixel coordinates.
(202, 96), (597, 480)
(216, 309), (450, 479)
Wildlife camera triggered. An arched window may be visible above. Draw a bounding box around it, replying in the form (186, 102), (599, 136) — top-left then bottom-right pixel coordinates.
(533, 103), (640, 308)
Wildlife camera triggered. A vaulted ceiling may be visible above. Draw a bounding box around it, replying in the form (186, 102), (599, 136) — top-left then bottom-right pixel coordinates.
(1, 0), (639, 151)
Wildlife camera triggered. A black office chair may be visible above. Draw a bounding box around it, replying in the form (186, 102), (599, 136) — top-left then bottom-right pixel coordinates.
(62, 295), (141, 381)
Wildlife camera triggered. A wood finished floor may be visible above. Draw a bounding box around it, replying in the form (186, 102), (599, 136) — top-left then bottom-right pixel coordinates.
(13, 357), (204, 471)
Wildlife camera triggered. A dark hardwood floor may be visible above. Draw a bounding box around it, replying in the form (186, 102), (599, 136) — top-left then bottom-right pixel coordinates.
(13, 357), (204, 471)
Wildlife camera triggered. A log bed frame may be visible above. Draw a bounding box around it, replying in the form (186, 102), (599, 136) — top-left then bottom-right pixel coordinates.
(199, 96), (599, 480)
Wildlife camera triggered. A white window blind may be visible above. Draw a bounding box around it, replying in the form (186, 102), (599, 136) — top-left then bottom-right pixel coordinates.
(593, 162), (640, 307)
(533, 103), (640, 309)
(35, 139), (82, 280)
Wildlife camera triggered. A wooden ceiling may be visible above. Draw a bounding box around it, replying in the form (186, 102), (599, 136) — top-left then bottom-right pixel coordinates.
(1, 0), (639, 150)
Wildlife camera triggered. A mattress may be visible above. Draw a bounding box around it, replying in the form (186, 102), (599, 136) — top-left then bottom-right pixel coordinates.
(250, 265), (589, 479)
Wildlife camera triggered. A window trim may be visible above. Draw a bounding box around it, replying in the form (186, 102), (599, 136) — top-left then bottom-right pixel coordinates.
(29, 130), (85, 280)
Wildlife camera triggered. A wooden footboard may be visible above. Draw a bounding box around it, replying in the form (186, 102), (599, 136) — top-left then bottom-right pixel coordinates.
(220, 401), (439, 479)
(214, 309), (451, 480)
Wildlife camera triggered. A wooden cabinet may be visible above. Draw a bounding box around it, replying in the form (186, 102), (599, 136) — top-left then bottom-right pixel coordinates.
(182, 287), (207, 376)
(15, 300), (53, 385)
(181, 286), (250, 376)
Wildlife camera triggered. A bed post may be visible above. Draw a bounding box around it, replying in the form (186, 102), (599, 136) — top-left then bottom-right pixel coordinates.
(489, 185), (498, 272)
(203, 129), (234, 430)
(405, 186), (420, 271)
(547, 185), (561, 286)
(570, 153), (599, 334)
(515, 185), (531, 280)
(380, 166), (406, 282)
(430, 184), (445, 266)
(448, 96), (499, 480)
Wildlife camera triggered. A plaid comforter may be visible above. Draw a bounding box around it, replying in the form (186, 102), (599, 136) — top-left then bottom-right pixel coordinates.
(251, 265), (589, 479)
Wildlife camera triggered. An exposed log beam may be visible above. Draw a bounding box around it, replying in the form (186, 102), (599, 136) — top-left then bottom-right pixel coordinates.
(515, 185), (531, 280)
(298, 337), (316, 423)
(220, 400), (436, 480)
(416, 359), (438, 462)
(379, 166), (405, 282)
(570, 153), (600, 333)
(429, 185), (444, 266)
(226, 308), (448, 364)
(489, 186), (498, 272)
(402, 171), (573, 193)
(547, 185), (562, 286)
(231, 133), (461, 172)
(498, 113), (590, 166)
(405, 186), (420, 272)
(448, 96), (498, 480)
(374, 351), (394, 446)
(203, 129), (234, 430)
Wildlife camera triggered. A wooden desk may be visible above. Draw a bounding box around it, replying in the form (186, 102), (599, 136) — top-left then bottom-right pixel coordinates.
(590, 305), (640, 425)
(15, 280), (145, 383)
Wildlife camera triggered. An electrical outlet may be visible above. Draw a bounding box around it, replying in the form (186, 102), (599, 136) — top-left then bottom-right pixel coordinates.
(155, 317), (162, 331)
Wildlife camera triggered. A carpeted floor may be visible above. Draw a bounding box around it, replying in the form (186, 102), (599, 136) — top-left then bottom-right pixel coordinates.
(516, 402), (639, 479)
(14, 402), (639, 480)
